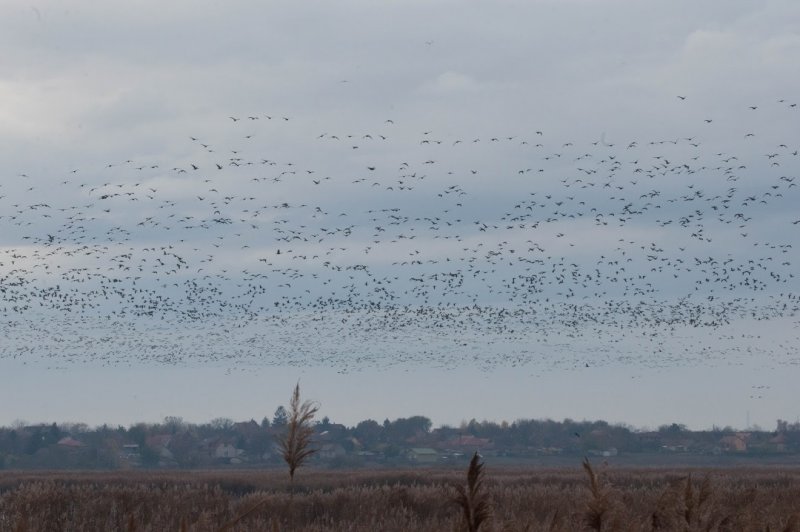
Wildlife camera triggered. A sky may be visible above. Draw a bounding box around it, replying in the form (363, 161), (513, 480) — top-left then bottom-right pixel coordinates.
(1, 0), (799, 431)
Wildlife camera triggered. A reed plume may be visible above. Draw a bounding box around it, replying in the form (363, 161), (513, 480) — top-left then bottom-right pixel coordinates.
(582, 457), (611, 531)
(453, 451), (491, 532)
(219, 382), (319, 531)
(279, 381), (320, 483)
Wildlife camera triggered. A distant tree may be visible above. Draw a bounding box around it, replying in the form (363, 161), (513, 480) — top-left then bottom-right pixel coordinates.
(354, 419), (383, 448)
(170, 431), (201, 468)
(164, 416), (185, 434)
(62, 422), (90, 434)
(8, 430), (19, 453)
(210, 417), (235, 432)
(127, 424), (148, 446)
(658, 423), (687, 436)
(385, 416), (432, 442)
(24, 428), (45, 455)
(273, 406), (289, 427)
(140, 445), (160, 468)
(248, 430), (274, 460)
(260, 416), (271, 430)
(382, 443), (401, 459)
(47, 423), (61, 445)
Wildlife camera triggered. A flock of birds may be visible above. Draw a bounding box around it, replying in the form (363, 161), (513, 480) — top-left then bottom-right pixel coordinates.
(1, 96), (798, 373)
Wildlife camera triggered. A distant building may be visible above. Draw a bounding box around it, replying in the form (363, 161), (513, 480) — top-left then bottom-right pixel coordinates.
(441, 435), (493, 452)
(407, 448), (438, 464)
(719, 432), (750, 452)
(214, 443), (239, 460)
(769, 433), (789, 452)
(588, 447), (618, 457)
(145, 434), (176, 466)
(146, 434), (172, 450)
(57, 436), (85, 448)
(122, 443), (140, 457)
(318, 443), (347, 460)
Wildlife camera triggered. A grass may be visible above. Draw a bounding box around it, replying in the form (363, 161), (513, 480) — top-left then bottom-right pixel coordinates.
(2, 465), (800, 530)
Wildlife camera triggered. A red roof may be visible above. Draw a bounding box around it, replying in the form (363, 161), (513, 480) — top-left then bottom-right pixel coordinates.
(57, 436), (85, 447)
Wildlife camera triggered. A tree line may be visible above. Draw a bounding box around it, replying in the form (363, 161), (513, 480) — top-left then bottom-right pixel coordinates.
(1, 400), (799, 470)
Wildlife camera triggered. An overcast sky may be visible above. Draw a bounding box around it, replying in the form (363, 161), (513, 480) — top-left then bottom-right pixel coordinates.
(1, 0), (799, 431)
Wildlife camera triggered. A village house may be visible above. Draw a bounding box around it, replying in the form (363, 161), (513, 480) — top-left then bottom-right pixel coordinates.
(57, 436), (85, 450)
(440, 434), (493, 452)
(318, 443), (347, 460)
(145, 434), (176, 466)
(214, 443), (239, 460)
(719, 432), (751, 452)
(406, 447), (438, 464)
(769, 433), (789, 452)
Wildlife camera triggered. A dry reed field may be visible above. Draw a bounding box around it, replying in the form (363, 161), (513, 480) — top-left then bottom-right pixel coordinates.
(1, 462), (800, 531)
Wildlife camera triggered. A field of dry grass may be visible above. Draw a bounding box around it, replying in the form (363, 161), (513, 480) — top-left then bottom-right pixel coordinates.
(1, 462), (800, 531)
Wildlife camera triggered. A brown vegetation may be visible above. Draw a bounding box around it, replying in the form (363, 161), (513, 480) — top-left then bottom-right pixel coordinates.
(453, 452), (491, 532)
(1, 465), (800, 531)
(218, 383), (319, 531)
(278, 383), (319, 483)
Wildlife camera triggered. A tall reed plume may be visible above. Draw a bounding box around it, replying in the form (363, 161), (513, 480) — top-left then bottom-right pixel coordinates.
(582, 457), (611, 531)
(219, 382), (319, 531)
(453, 451), (491, 532)
(279, 381), (320, 484)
